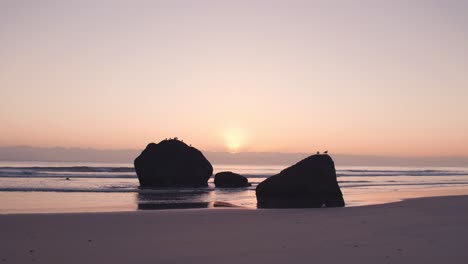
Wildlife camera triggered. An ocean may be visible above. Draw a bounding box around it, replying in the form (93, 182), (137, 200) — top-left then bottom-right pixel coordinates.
(1, 160), (468, 214)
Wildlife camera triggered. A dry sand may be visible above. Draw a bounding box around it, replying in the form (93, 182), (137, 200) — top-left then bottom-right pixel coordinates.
(1, 195), (468, 264)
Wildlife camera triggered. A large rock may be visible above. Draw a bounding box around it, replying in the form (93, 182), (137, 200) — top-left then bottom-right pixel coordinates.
(256, 154), (345, 208)
(134, 139), (213, 187)
(214, 171), (251, 188)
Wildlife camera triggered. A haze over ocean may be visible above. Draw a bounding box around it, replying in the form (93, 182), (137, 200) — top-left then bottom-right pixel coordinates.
(1, 146), (468, 167)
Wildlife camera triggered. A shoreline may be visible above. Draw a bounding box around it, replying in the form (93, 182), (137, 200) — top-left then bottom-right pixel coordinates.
(1, 195), (468, 263)
(2, 162), (468, 214)
(0, 192), (467, 216)
(3, 184), (468, 214)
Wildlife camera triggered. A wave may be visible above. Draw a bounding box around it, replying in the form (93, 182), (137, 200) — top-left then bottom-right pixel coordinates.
(0, 166), (467, 179)
(339, 182), (468, 188)
(0, 186), (222, 193)
(0, 166), (135, 172)
(0, 172), (137, 178)
(337, 169), (468, 177)
(0, 187), (138, 193)
(0, 166), (136, 178)
(1, 180), (468, 193)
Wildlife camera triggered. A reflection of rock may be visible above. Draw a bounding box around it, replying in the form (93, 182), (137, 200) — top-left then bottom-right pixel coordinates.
(138, 202), (210, 210)
(134, 139), (213, 187)
(214, 171), (251, 188)
(256, 154), (345, 208)
(213, 201), (239, 208)
(137, 192), (210, 210)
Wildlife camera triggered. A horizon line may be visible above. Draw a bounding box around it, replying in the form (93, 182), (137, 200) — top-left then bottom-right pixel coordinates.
(1, 145), (467, 159)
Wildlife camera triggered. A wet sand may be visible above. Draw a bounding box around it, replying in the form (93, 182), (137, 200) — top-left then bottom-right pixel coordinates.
(1, 195), (468, 263)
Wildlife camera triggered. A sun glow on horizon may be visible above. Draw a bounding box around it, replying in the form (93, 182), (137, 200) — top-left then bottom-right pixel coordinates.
(223, 128), (248, 153)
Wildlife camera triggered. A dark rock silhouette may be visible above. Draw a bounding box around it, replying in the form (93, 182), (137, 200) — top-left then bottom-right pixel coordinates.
(214, 171), (251, 188)
(134, 139), (213, 187)
(256, 154), (345, 208)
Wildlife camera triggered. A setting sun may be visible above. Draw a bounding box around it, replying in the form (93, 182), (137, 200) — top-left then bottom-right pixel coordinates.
(223, 128), (247, 153)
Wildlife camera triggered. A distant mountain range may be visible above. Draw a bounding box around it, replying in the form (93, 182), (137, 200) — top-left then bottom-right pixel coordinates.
(0, 146), (467, 167)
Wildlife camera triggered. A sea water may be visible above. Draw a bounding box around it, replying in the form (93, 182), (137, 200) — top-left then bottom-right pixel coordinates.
(1, 161), (468, 213)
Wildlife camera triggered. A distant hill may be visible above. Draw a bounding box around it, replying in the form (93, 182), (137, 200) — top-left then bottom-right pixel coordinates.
(0, 146), (467, 167)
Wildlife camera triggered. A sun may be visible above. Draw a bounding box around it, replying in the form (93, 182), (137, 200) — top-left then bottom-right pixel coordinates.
(223, 128), (247, 153)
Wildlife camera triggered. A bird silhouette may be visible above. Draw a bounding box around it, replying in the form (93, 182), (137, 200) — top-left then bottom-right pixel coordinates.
(324, 150), (328, 154)
(316, 151), (320, 155)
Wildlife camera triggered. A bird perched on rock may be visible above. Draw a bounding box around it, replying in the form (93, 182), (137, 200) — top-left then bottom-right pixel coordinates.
(316, 151), (320, 155)
(324, 150), (328, 154)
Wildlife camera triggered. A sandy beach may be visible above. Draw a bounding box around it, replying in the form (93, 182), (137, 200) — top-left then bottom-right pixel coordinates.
(1, 195), (467, 264)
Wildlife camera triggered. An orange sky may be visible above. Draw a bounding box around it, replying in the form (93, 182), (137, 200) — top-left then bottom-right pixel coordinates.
(1, 0), (468, 157)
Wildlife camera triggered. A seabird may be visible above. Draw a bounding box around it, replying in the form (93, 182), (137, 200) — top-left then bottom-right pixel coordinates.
(324, 150), (328, 154)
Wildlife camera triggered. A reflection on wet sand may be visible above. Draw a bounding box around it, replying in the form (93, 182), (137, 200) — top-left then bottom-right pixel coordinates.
(136, 189), (212, 210)
(138, 201), (211, 210)
(136, 189), (244, 210)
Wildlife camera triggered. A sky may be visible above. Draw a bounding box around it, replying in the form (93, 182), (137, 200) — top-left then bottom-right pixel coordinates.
(1, 0), (468, 157)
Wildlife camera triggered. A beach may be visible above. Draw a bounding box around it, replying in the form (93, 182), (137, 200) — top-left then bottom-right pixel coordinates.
(1, 195), (468, 263)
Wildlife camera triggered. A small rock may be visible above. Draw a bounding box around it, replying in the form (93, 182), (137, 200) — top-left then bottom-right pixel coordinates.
(214, 171), (250, 188)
